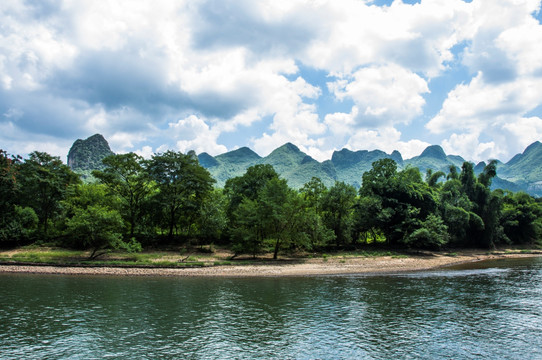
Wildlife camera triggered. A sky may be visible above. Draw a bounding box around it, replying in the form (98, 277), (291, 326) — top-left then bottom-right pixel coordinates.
(1, 0), (542, 163)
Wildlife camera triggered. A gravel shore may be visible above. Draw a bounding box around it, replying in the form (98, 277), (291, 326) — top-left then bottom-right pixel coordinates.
(1, 252), (539, 277)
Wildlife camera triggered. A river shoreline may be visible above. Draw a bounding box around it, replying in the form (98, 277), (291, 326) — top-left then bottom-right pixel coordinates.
(0, 251), (540, 277)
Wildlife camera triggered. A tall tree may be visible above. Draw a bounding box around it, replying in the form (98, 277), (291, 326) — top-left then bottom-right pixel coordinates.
(0, 150), (20, 227)
(0, 150), (38, 245)
(18, 152), (80, 236)
(501, 191), (542, 245)
(224, 164), (279, 218)
(300, 177), (327, 214)
(358, 159), (437, 248)
(93, 153), (151, 238)
(259, 178), (306, 259)
(321, 181), (357, 247)
(146, 151), (214, 240)
(300, 177), (334, 249)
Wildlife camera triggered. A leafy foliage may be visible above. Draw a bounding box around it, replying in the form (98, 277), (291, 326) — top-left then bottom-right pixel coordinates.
(4, 143), (542, 256)
(18, 152), (81, 236)
(65, 204), (125, 259)
(146, 151), (215, 240)
(93, 152), (151, 238)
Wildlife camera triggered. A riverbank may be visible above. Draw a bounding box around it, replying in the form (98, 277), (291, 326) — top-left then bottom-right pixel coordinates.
(1, 250), (540, 277)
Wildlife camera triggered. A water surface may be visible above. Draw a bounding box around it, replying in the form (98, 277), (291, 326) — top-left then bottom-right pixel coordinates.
(1, 257), (541, 359)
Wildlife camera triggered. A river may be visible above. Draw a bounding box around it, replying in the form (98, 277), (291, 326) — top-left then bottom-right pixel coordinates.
(1, 257), (541, 359)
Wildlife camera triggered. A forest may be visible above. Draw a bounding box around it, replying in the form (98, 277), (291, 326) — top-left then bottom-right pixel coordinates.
(1, 149), (541, 259)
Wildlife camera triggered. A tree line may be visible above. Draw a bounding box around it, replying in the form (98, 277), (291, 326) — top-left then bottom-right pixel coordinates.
(1, 149), (541, 258)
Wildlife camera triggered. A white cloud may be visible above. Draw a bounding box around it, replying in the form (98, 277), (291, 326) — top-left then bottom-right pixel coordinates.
(328, 64), (429, 127)
(441, 133), (499, 163)
(250, 74), (325, 156)
(169, 115), (227, 155)
(426, 73), (542, 134)
(0, 121), (73, 160)
(324, 108), (358, 137)
(134, 145), (154, 159)
(346, 126), (430, 160)
(1, 0), (542, 166)
(502, 116), (542, 152)
(427, 0), (542, 161)
(304, 0), (471, 76)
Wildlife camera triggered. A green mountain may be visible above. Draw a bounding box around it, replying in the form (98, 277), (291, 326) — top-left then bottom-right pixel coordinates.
(403, 145), (465, 175)
(67, 134), (114, 178)
(331, 149), (399, 188)
(198, 147), (261, 187)
(65, 134), (542, 196)
(499, 141), (542, 195)
(197, 141), (542, 196)
(260, 143), (337, 189)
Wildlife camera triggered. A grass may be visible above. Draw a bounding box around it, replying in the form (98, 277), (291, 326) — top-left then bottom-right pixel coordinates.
(3, 245), (540, 269)
(0, 246), (412, 267)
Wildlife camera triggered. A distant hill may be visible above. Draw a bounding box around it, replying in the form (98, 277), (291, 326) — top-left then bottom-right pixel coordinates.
(66, 135), (542, 196)
(67, 134), (114, 179)
(404, 145), (465, 175)
(331, 148), (399, 188)
(199, 147), (261, 186)
(198, 142), (542, 196)
(499, 141), (542, 195)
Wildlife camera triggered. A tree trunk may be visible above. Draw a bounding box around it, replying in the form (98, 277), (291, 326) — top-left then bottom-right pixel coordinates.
(273, 238), (281, 260)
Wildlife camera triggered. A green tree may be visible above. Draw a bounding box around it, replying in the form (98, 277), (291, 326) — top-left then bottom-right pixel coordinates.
(405, 214), (449, 250)
(230, 198), (265, 258)
(146, 151), (214, 240)
(18, 152), (80, 236)
(358, 160), (439, 248)
(300, 177), (334, 249)
(459, 162), (476, 200)
(65, 204), (126, 259)
(300, 177), (327, 214)
(93, 153), (151, 238)
(447, 165), (459, 180)
(259, 178), (307, 259)
(0, 150), (20, 217)
(478, 160), (498, 188)
(427, 170), (446, 188)
(197, 189), (228, 244)
(470, 161), (503, 248)
(321, 181), (357, 247)
(501, 192), (542, 245)
(0, 206), (38, 245)
(224, 164), (279, 218)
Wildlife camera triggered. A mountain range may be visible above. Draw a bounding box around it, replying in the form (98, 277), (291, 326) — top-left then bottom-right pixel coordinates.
(67, 134), (542, 196)
(199, 141), (542, 196)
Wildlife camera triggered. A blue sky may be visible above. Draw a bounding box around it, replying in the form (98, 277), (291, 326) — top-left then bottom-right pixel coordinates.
(1, 0), (542, 163)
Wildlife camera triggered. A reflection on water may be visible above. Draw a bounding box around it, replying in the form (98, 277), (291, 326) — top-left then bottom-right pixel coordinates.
(1, 257), (541, 359)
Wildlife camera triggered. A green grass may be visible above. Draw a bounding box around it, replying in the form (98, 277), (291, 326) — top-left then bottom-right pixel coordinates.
(8, 250), (85, 263)
(214, 261), (233, 266)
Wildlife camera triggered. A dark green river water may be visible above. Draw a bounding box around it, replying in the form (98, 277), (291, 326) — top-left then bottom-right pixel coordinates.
(1, 257), (541, 359)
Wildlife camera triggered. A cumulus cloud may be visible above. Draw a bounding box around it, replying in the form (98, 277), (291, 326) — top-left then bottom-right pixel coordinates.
(441, 133), (499, 163)
(168, 115), (227, 155)
(1, 0), (542, 165)
(345, 126), (430, 160)
(328, 64), (429, 127)
(303, 0), (471, 76)
(428, 0), (542, 161)
(250, 76), (325, 157)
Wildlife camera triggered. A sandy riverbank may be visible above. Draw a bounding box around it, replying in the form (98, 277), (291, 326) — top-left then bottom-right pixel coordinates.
(0, 251), (539, 277)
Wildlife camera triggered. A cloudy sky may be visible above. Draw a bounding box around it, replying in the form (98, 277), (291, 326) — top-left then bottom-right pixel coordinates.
(1, 0), (542, 163)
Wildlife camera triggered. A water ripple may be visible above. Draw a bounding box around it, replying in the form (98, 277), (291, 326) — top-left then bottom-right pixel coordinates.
(1, 258), (541, 359)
